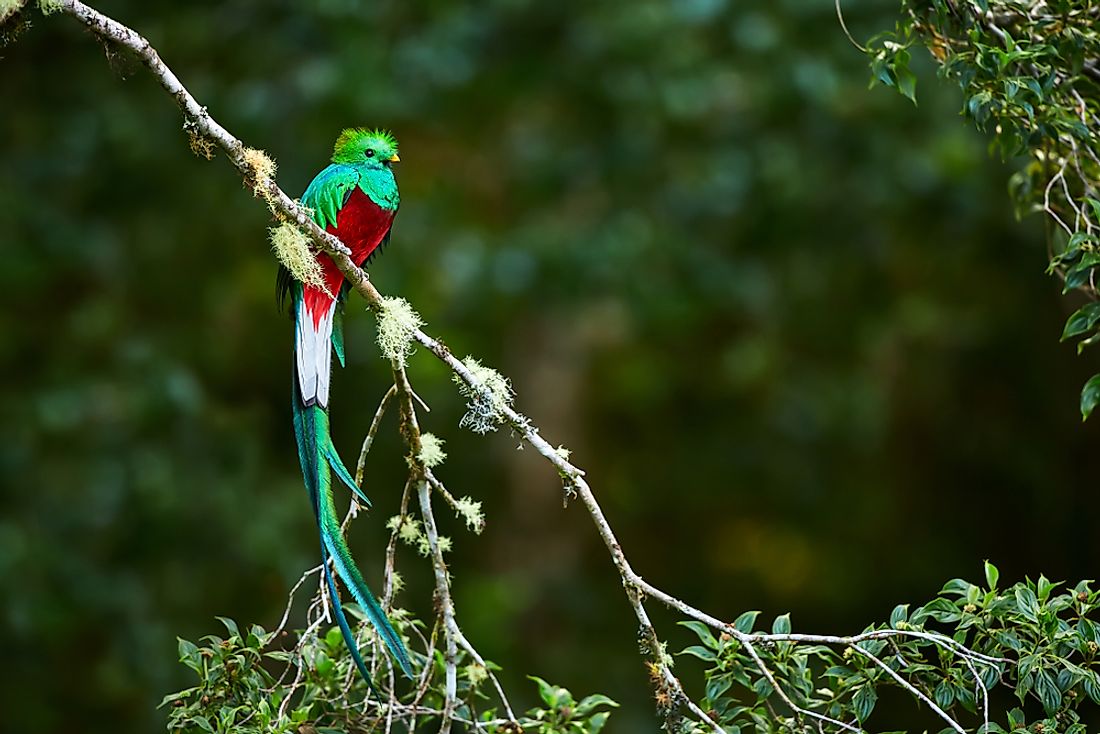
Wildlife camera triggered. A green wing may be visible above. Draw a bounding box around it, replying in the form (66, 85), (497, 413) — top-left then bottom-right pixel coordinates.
(295, 164), (361, 360)
(301, 164), (361, 230)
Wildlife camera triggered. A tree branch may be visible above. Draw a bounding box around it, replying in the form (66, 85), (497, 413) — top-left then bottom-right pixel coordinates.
(49, 2), (1005, 730)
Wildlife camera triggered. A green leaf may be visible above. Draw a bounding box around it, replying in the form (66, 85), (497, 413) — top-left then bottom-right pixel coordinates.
(1036, 574), (1059, 603)
(1060, 303), (1100, 341)
(586, 711), (611, 733)
(956, 684), (976, 713)
(1078, 618), (1098, 645)
(1062, 253), (1100, 293)
(574, 694), (618, 716)
(1014, 587), (1040, 622)
(1087, 198), (1100, 222)
(934, 679), (955, 709)
(751, 676), (773, 700)
(246, 624), (268, 649)
(291, 705), (312, 724)
(853, 685), (877, 722)
(215, 616), (240, 641)
(1083, 671), (1100, 703)
(177, 637), (202, 673)
(941, 577), (971, 596)
(706, 675), (733, 702)
(771, 613), (791, 635)
(1076, 333), (1100, 355)
(680, 645), (718, 662)
(528, 676), (568, 708)
(315, 650), (334, 678)
(679, 620), (718, 650)
(1007, 708), (1026, 728)
(1066, 231), (1093, 252)
(919, 597), (962, 623)
(993, 630), (1022, 651)
(1035, 668), (1061, 714)
(897, 67), (917, 104)
(1080, 374), (1100, 420)
(733, 610), (760, 633)
(158, 687), (198, 709)
(984, 560), (1000, 590)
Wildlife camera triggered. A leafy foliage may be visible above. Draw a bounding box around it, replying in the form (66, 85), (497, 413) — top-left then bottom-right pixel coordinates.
(163, 616), (616, 734)
(868, 0), (1100, 417)
(525, 677), (619, 734)
(678, 564), (1100, 732)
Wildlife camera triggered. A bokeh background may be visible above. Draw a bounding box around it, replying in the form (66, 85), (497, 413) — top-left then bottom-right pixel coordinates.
(3, 0), (1100, 731)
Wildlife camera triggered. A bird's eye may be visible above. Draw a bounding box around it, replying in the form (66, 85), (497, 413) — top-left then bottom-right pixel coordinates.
(365, 149), (375, 158)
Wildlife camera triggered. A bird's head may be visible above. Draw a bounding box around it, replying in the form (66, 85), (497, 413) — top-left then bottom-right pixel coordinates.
(331, 128), (400, 167)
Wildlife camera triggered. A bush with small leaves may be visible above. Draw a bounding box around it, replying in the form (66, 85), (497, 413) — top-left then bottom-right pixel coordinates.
(162, 619), (289, 734)
(522, 677), (618, 734)
(867, 0), (1100, 418)
(164, 615), (617, 734)
(678, 563), (1100, 733)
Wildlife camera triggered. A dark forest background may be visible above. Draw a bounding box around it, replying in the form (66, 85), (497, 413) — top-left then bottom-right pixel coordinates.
(2, 0), (1099, 731)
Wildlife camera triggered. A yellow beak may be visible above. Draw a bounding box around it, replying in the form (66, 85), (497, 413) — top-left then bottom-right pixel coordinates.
(388, 154), (400, 162)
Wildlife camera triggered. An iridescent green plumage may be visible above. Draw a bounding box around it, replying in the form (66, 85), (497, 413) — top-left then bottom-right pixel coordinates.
(291, 359), (412, 683)
(284, 129), (411, 688)
(301, 129), (400, 229)
(332, 128), (399, 164)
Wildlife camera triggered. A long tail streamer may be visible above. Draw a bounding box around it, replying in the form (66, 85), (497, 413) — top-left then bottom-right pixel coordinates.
(291, 291), (413, 683)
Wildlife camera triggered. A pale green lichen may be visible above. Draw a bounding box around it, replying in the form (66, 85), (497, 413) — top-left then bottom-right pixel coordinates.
(242, 147), (277, 197)
(555, 445), (572, 461)
(453, 357), (514, 434)
(376, 296), (423, 368)
(657, 641), (674, 669)
(36, 0), (60, 16)
(464, 663), (488, 686)
(388, 571), (405, 594)
(387, 514), (449, 556)
(453, 496), (484, 534)
(270, 222), (328, 295)
(387, 514), (424, 548)
(417, 433), (447, 468)
(1, 0), (26, 23)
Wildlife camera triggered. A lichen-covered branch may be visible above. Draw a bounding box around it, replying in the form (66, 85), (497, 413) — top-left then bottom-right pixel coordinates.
(43, 3), (1075, 732)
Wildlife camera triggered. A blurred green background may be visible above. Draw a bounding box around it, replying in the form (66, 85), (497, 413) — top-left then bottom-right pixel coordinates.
(3, 0), (1100, 731)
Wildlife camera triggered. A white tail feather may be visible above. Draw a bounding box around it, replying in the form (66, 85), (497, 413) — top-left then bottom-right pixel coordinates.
(296, 301), (336, 407)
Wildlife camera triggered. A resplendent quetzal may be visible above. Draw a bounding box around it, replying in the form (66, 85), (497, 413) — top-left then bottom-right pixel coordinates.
(276, 128), (413, 682)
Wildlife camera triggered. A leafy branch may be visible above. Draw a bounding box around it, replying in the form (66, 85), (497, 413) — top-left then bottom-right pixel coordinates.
(677, 563), (1100, 733)
(863, 0), (1100, 418)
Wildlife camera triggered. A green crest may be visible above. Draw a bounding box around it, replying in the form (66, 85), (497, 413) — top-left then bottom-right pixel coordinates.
(331, 128), (399, 164)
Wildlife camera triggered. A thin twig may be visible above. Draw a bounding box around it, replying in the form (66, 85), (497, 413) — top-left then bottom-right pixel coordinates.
(835, 0), (868, 52)
(356, 384), (397, 487)
(272, 563), (322, 639)
(852, 645), (965, 734)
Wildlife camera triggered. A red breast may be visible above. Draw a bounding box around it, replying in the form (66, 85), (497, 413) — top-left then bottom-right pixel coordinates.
(302, 188), (396, 324)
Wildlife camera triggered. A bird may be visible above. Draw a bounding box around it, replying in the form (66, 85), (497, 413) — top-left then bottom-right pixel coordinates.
(276, 128), (413, 685)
